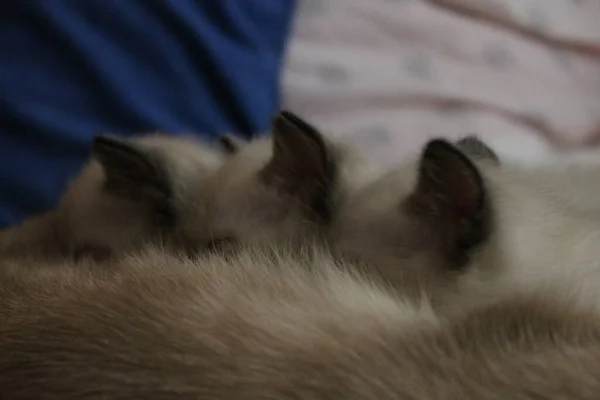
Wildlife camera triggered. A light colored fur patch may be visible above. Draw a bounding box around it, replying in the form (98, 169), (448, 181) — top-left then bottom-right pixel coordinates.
(0, 133), (226, 260)
(178, 134), (372, 251)
(1, 246), (600, 399)
(331, 142), (600, 319)
(0, 117), (372, 262)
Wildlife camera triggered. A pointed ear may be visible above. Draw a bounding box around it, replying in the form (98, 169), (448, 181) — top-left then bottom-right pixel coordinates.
(407, 139), (492, 268)
(217, 134), (246, 155)
(260, 110), (336, 222)
(92, 135), (171, 202)
(455, 135), (499, 165)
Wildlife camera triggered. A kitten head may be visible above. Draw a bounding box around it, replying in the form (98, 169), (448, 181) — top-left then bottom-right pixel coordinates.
(1, 112), (369, 261)
(333, 133), (600, 317)
(56, 133), (227, 258)
(329, 137), (508, 315)
(177, 111), (371, 253)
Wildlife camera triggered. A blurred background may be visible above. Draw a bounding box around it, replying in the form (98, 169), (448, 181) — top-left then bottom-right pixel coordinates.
(283, 0), (600, 167)
(0, 0), (599, 227)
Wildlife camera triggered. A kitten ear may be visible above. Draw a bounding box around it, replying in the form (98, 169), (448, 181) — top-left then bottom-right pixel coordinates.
(408, 139), (491, 268)
(217, 134), (246, 155)
(260, 110), (335, 222)
(92, 135), (171, 202)
(455, 135), (499, 164)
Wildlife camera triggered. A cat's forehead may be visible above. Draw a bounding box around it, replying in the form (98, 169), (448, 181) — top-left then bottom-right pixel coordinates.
(343, 156), (420, 216)
(182, 134), (373, 248)
(176, 138), (278, 239)
(134, 134), (225, 178)
(211, 137), (272, 187)
(134, 134), (215, 157)
(196, 138), (275, 220)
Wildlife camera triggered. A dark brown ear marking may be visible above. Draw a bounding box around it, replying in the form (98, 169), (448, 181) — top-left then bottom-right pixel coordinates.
(455, 135), (499, 165)
(260, 110), (336, 223)
(92, 135), (175, 226)
(408, 139), (492, 269)
(217, 134), (246, 155)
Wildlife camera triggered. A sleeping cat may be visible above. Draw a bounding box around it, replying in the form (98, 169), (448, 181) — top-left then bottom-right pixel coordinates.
(0, 133), (228, 260)
(3, 127), (600, 398)
(1, 239), (599, 399)
(7, 110), (597, 324)
(176, 111), (371, 253)
(331, 135), (600, 318)
(0, 111), (371, 262)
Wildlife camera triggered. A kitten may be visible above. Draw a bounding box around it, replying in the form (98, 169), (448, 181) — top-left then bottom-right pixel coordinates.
(0, 111), (371, 262)
(331, 135), (600, 318)
(173, 110), (371, 253)
(0, 133), (227, 261)
(1, 246), (599, 399)
(3, 129), (600, 398)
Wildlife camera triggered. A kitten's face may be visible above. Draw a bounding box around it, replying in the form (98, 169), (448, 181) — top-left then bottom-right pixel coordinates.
(177, 111), (370, 253)
(58, 133), (227, 258)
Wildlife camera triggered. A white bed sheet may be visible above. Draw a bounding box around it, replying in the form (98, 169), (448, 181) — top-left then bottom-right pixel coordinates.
(282, 0), (600, 169)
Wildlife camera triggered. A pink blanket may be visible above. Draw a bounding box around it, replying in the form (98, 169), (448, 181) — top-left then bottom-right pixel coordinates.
(283, 0), (600, 168)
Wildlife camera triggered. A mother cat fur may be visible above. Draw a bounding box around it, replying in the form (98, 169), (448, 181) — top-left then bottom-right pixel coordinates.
(1, 237), (600, 399)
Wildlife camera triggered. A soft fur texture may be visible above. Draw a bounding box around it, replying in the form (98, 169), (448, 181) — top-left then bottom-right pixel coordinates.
(1, 246), (600, 399)
(4, 120), (600, 398)
(178, 113), (371, 254)
(331, 136), (600, 319)
(0, 112), (371, 261)
(0, 133), (227, 260)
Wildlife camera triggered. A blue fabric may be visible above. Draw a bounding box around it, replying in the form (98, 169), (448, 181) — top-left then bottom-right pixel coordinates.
(0, 1), (296, 227)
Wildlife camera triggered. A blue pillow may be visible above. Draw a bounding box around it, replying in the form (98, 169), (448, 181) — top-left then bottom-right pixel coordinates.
(0, 1), (296, 227)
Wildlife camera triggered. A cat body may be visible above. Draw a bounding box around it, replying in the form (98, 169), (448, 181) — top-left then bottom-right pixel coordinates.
(3, 117), (600, 398)
(1, 247), (600, 399)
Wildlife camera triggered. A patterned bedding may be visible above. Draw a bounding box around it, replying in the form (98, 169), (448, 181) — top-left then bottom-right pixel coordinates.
(283, 0), (600, 169)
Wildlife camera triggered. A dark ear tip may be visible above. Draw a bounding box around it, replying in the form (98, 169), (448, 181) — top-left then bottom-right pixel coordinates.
(273, 110), (317, 135)
(92, 134), (121, 150)
(455, 135), (499, 164)
(278, 110), (300, 121)
(272, 110), (304, 132)
(91, 135), (138, 164)
(423, 139), (462, 159)
(272, 112), (294, 133)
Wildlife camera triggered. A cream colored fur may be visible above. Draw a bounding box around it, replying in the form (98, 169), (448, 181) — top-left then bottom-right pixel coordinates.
(4, 117), (600, 398)
(4, 126), (599, 323)
(3, 130), (600, 398)
(0, 133), (226, 260)
(331, 142), (600, 319)
(0, 113), (372, 261)
(178, 135), (371, 251)
(2, 246), (600, 399)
